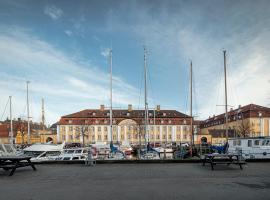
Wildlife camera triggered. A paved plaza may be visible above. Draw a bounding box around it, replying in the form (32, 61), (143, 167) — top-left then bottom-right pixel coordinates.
(0, 163), (270, 200)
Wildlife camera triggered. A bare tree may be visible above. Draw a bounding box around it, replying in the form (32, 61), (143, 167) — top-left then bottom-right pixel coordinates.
(236, 119), (253, 138)
(75, 125), (89, 147)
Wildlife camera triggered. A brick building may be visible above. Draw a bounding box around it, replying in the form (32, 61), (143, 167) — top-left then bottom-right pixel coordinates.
(57, 105), (199, 145)
(0, 119), (57, 144)
(200, 104), (270, 144)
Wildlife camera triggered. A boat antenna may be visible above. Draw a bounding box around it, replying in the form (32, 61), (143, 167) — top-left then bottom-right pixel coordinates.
(41, 98), (45, 130)
(190, 61), (193, 154)
(26, 81), (30, 144)
(9, 96), (13, 144)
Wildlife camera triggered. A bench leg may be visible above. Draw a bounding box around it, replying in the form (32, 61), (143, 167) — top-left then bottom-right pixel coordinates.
(211, 163), (214, 170)
(27, 159), (37, 171)
(239, 164), (243, 170)
(9, 162), (19, 176)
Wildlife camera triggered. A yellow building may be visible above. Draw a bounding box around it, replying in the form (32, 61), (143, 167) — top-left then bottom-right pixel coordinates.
(57, 105), (199, 145)
(0, 119), (57, 144)
(200, 104), (270, 144)
(15, 130), (57, 144)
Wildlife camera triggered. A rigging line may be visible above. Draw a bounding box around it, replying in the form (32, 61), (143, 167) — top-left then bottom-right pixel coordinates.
(138, 66), (143, 110)
(184, 65), (189, 115)
(227, 53), (239, 107)
(147, 58), (157, 108)
(0, 97), (10, 121)
(192, 67), (199, 118)
(214, 59), (223, 116)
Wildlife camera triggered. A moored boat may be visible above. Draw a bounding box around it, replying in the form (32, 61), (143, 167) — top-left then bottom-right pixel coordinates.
(228, 137), (270, 159)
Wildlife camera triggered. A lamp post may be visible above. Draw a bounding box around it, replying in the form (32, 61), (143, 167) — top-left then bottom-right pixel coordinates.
(258, 112), (262, 137)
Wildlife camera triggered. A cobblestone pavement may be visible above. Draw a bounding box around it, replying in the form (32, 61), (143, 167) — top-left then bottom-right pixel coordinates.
(1, 163), (270, 200)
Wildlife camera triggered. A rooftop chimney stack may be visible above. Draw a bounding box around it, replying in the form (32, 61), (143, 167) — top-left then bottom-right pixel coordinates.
(238, 105), (241, 109)
(156, 105), (161, 112)
(128, 104), (132, 112)
(100, 104), (105, 111)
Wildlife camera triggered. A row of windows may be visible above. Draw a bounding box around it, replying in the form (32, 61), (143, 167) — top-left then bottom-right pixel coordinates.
(61, 125), (191, 132)
(62, 133), (189, 141)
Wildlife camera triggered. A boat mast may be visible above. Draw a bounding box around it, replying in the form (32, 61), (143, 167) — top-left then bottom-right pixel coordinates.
(190, 61), (193, 149)
(26, 81), (30, 144)
(153, 107), (156, 148)
(109, 49), (113, 146)
(9, 96), (13, 144)
(41, 98), (45, 130)
(223, 50), (228, 142)
(144, 46), (149, 145)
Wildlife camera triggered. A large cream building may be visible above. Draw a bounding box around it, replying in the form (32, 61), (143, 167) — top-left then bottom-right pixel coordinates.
(200, 104), (270, 144)
(57, 105), (199, 145)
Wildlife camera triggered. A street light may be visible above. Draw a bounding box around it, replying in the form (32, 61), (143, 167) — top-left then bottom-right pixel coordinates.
(258, 112), (262, 137)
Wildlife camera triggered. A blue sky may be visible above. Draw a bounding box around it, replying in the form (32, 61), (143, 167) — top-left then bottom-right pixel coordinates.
(0, 0), (270, 125)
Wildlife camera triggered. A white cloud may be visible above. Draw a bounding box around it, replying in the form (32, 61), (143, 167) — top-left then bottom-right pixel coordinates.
(44, 5), (63, 20)
(0, 26), (140, 124)
(102, 1), (270, 119)
(64, 30), (73, 37)
(101, 48), (110, 58)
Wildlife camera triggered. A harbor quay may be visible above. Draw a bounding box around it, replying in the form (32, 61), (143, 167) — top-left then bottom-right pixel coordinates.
(1, 163), (270, 200)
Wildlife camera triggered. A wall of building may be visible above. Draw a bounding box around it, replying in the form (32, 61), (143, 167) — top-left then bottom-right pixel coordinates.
(57, 124), (194, 145)
(201, 117), (270, 144)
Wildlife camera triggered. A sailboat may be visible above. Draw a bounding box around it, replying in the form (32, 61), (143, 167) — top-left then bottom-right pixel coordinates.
(140, 47), (160, 160)
(106, 49), (125, 160)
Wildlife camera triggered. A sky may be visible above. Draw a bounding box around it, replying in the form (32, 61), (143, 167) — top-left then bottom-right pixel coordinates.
(0, 0), (270, 125)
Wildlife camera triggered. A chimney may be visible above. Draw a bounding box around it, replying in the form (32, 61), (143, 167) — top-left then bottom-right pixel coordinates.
(238, 105), (241, 109)
(156, 105), (161, 112)
(100, 104), (105, 111)
(230, 108), (233, 112)
(128, 104), (132, 112)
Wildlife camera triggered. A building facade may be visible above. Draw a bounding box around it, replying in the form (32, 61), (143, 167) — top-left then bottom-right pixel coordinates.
(0, 119), (57, 144)
(200, 104), (270, 144)
(57, 105), (198, 145)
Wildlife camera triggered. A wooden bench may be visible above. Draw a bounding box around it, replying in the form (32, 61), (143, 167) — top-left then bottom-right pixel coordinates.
(201, 153), (246, 170)
(0, 156), (36, 176)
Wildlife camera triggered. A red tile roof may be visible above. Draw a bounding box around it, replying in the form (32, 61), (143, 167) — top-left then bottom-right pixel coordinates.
(59, 109), (192, 125)
(201, 104), (270, 128)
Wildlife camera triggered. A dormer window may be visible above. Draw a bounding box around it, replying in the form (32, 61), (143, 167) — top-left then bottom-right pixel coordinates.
(161, 120), (164, 124)
(127, 113), (130, 117)
(163, 113), (166, 116)
(95, 120), (99, 124)
(104, 120), (107, 124)
(107, 112), (110, 116)
(68, 120), (72, 124)
(92, 112), (96, 116)
(150, 119), (153, 124)
(149, 113), (152, 117)
(168, 120), (171, 124)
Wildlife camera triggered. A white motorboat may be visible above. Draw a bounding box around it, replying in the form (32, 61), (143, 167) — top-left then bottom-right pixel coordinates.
(140, 150), (160, 160)
(55, 147), (93, 161)
(0, 143), (19, 156)
(228, 137), (270, 159)
(153, 147), (174, 159)
(120, 141), (133, 157)
(22, 142), (64, 162)
(91, 142), (110, 160)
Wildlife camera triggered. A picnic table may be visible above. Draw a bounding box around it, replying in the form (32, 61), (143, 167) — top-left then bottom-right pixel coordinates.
(201, 153), (246, 170)
(0, 156), (36, 176)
